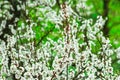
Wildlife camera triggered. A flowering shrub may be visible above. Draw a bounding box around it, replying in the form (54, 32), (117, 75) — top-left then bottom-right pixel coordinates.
(0, 0), (120, 80)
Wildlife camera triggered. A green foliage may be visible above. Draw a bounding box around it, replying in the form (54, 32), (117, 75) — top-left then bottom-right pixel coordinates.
(2, 73), (7, 78)
(68, 65), (77, 74)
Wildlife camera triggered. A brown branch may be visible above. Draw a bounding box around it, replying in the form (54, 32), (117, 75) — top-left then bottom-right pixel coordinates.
(84, 28), (89, 48)
(51, 71), (56, 80)
(102, 0), (110, 37)
(72, 67), (86, 80)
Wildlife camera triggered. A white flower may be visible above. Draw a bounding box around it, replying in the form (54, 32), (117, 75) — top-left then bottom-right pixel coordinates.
(116, 47), (120, 59)
(20, 77), (26, 80)
(107, 67), (113, 74)
(10, 65), (17, 73)
(24, 72), (32, 78)
(116, 76), (120, 80)
(15, 73), (21, 79)
(19, 67), (25, 73)
(17, 5), (21, 10)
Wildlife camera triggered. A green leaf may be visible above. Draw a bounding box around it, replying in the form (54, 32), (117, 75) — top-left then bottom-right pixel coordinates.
(68, 66), (76, 74)
(2, 73), (7, 77)
(84, 70), (88, 77)
(17, 20), (23, 27)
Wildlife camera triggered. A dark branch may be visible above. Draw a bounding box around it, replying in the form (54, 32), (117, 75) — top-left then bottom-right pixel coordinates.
(36, 27), (55, 47)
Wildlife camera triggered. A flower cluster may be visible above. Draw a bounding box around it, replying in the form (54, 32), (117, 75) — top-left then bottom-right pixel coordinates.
(0, 0), (119, 80)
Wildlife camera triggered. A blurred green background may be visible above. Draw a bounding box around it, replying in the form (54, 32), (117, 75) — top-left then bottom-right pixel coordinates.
(86, 0), (120, 74)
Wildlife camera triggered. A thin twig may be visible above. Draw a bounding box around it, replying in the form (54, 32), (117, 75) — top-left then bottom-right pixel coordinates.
(36, 27), (55, 47)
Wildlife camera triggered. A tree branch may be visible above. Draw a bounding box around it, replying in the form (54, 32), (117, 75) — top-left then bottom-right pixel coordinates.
(36, 27), (55, 47)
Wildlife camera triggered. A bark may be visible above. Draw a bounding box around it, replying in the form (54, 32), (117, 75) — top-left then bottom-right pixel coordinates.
(102, 0), (110, 37)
